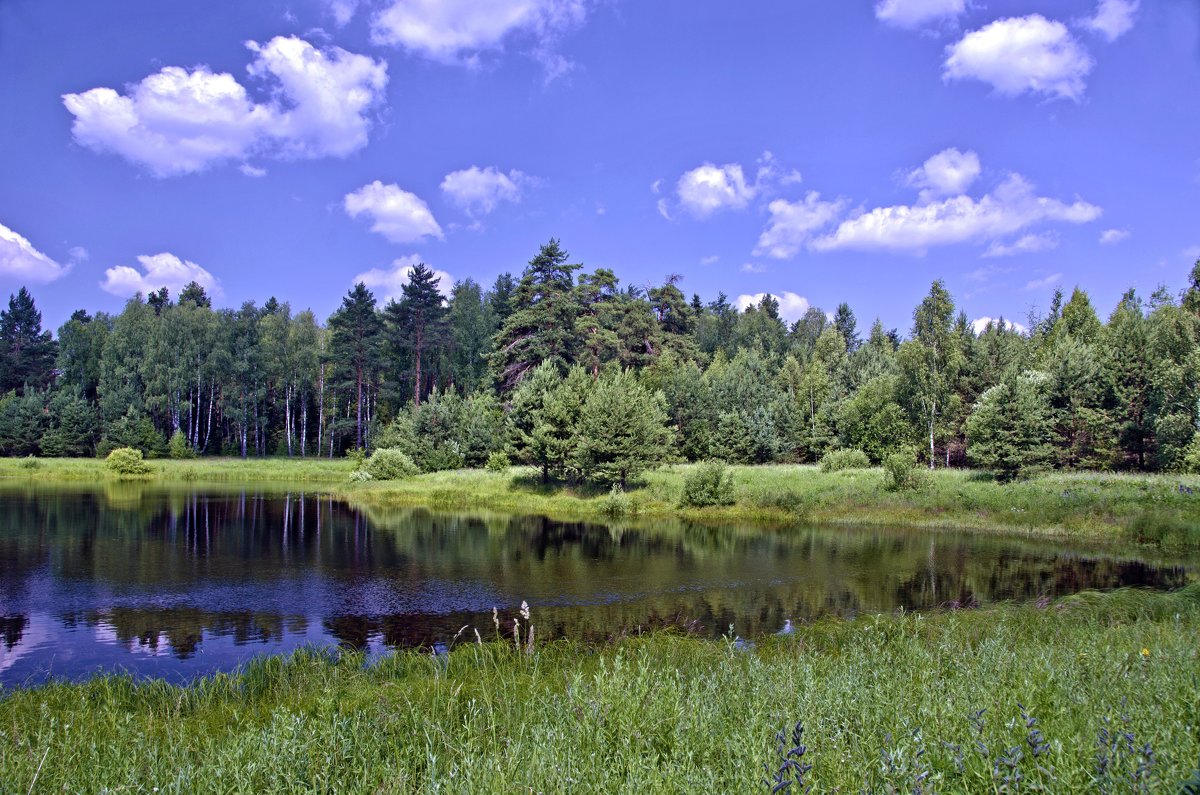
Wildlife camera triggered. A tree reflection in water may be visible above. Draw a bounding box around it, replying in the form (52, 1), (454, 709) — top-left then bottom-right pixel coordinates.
(0, 483), (1192, 682)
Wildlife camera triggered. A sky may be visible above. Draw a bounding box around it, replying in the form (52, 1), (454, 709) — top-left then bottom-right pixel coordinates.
(1, 0), (1198, 334)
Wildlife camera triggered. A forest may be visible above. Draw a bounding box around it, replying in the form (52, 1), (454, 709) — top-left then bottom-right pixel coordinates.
(2, 238), (1200, 484)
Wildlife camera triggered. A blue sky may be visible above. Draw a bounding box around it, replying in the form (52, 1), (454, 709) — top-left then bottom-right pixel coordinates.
(1, 0), (1197, 333)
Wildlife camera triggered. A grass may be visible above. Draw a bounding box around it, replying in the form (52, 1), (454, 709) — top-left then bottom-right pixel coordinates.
(3, 457), (1200, 549)
(1, 585), (1198, 792)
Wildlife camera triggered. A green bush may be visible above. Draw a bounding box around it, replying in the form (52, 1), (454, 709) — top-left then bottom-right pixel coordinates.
(883, 448), (925, 492)
(168, 430), (196, 459)
(365, 448), (419, 481)
(486, 451), (511, 472)
(105, 447), (151, 476)
(679, 461), (736, 508)
(819, 449), (871, 473)
(348, 469), (374, 483)
(600, 483), (632, 517)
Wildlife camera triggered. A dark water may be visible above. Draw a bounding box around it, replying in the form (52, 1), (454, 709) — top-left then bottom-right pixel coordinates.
(0, 483), (1194, 686)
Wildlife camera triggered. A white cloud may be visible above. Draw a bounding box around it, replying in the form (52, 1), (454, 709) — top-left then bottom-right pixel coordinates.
(68, 246), (89, 262)
(440, 166), (527, 215)
(906, 148), (981, 201)
(676, 163), (756, 217)
(1084, 0), (1139, 42)
(700, 255), (720, 265)
(353, 256), (453, 303)
(944, 15), (1094, 101)
(1099, 228), (1130, 245)
(371, 0), (586, 73)
(983, 232), (1059, 257)
(734, 291), (811, 323)
(970, 316), (1027, 334)
(740, 262), (767, 274)
(650, 179), (663, 195)
(100, 253), (219, 298)
(0, 223), (69, 284)
(812, 174), (1100, 254)
(754, 193), (845, 259)
(328, 0), (360, 26)
(63, 36), (387, 176)
(344, 181), (443, 243)
(875, 0), (966, 29)
(1024, 273), (1063, 291)
(240, 164), (267, 178)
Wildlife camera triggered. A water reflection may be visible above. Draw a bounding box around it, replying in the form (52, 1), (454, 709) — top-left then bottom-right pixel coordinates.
(0, 484), (1193, 684)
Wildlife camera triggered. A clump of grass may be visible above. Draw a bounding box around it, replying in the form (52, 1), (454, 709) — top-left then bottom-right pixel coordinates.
(600, 483), (632, 517)
(1126, 512), (1200, 551)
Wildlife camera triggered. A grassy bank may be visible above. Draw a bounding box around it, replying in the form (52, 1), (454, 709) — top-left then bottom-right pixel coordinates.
(2, 457), (1200, 548)
(2, 586), (1198, 792)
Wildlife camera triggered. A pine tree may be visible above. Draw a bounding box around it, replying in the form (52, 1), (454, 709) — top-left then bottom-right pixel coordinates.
(384, 263), (446, 405)
(490, 240), (583, 391)
(576, 369), (674, 487)
(328, 283), (383, 450)
(0, 287), (57, 394)
(966, 371), (1053, 482)
(833, 302), (859, 352)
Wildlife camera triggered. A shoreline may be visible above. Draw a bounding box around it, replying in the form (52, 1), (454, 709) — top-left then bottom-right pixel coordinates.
(2, 457), (1199, 550)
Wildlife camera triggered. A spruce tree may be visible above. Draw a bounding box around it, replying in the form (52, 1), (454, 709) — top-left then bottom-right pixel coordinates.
(575, 369), (673, 487)
(966, 371), (1053, 482)
(384, 263), (446, 405)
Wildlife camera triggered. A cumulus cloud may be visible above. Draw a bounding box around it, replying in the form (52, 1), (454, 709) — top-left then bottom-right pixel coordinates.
(1099, 228), (1130, 245)
(983, 232), (1059, 257)
(1084, 0), (1139, 41)
(328, 0), (360, 26)
(906, 148), (981, 201)
(676, 163), (756, 217)
(371, 0), (587, 75)
(970, 316), (1027, 334)
(352, 256), (453, 304)
(812, 173), (1100, 254)
(754, 193), (845, 259)
(100, 253), (219, 298)
(734, 291), (811, 323)
(63, 36), (387, 176)
(0, 223), (69, 283)
(875, 0), (966, 29)
(740, 262), (767, 274)
(944, 15), (1094, 101)
(344, 181), (443, 243)
(440, 166), (528, 215)
(1025, 273), (1063, 291)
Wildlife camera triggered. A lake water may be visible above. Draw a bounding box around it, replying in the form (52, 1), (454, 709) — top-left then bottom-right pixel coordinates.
(0, 483), (1194, 686)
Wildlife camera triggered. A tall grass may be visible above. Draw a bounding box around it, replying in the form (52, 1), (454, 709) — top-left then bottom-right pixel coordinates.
(2, 586), (1198, 792)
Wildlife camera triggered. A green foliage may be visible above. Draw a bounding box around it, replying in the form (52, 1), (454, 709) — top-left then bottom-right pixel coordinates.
(966, 371), (1054, 482)
(0, 286), (57, 394)
(883, 448), (925, 492)
(819, 449), (871, 472)
(575, 369), (674, 487)
(680, 461), (736, 507)
(105, 447), (151, 476)
(485, 451), (511, 472)
(599, 483), (633, 517)
(168, 429), (196, 459)
(97, 410), (165, 459)
(364, 448), (419, 481)
(0, 390), (47, 456)
(39, 391), (98, 457)
(1126, 512), (1200, 552)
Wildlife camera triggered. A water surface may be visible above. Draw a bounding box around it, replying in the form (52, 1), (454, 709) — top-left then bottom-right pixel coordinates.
(0, 483), (1193, 685)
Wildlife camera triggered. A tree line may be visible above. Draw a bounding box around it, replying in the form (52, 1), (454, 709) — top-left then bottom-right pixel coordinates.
(2, 239), (1200, 482)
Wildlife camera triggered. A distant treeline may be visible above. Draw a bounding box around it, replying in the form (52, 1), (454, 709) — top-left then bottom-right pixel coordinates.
(2, 239), (1200, 481)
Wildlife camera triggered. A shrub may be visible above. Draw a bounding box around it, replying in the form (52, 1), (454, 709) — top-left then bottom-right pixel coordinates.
(883, 448), (925, 492)
(168, 430), (196, 459)
(819, 449), (871, 473)
(105, 447), (151, 476)
(347, 469), (374, 483)
(486, 451), (511, 472)
(365, 448), (419, 481)
(679, 461), (736, 508)
(600, 483), (632, 517)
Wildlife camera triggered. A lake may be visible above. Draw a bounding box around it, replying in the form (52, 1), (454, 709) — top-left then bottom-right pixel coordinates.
(0, 483), (1193, 686)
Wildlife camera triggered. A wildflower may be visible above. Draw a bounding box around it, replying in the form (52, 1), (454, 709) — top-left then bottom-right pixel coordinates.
(1140, 648), (1150, 658)
(520, 600), (531, 621)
